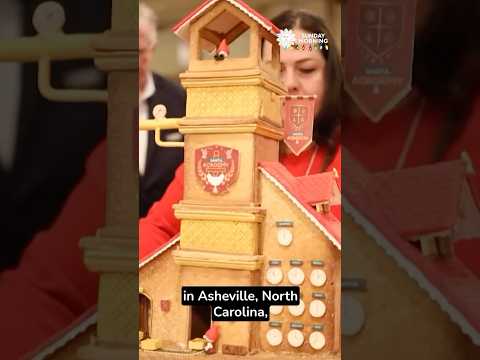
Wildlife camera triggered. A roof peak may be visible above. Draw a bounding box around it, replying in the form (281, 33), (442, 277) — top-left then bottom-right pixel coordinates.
(172, 0), (280, 43)
(259, 162), (341, 249)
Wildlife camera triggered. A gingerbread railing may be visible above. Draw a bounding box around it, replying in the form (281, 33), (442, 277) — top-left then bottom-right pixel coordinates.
(139, 104), (184, 148)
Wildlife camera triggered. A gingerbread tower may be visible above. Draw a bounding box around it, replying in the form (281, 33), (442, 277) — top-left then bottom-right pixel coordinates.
(170, 0), (286, 352)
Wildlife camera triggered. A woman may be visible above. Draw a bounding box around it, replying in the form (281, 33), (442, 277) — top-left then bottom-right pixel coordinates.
(139, 10), (343, 260)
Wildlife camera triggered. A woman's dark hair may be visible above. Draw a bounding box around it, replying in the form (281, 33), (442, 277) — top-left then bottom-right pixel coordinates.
(272, 10), (343, 167)
(413, 0), (479, 160)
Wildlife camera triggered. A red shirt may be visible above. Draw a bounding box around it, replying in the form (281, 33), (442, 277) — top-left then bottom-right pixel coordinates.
(139, 145), (341, 261)
(1, 141), (105, 359)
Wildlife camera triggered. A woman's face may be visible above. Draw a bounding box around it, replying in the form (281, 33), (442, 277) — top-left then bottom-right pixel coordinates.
(280, 28), (327, 115)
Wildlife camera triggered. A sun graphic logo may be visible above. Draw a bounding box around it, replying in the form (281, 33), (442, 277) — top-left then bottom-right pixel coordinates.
(277, 28), (296, 49)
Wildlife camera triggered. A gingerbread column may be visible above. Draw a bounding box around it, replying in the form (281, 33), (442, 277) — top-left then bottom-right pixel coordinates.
(79, 0), (138, 358)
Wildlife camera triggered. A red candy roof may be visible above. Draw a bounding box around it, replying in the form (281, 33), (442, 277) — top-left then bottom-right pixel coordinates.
(296, 171), (340, 206)
(373, 160), (465, 237)
(172, 0), (280, 43)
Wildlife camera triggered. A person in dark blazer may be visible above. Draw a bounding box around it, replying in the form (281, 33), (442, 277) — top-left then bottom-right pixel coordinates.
(140, 74), (186, 217)
(139, 2), (185, 217)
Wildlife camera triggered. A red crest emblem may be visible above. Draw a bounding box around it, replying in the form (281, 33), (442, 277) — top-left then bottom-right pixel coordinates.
(282, 95), (316, 156)
(195, 145), (239, 194)
(344, 0), (416, 121)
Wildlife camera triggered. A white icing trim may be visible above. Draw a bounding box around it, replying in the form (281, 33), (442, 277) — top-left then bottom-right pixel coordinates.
(176, 0), (216, 34)
(343, 197), (480, 345)
(174, 0), (276, 39)
(225, 0), (273, 32)
(259, 168), (341, 250)
(31, 311), (97, 360)
(139, 235), (180, 269)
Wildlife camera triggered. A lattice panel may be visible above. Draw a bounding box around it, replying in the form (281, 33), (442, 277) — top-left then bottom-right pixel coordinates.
(181, 219), (259, 254)
(97, 273), (138, 344)
(186, 86), (261, 118)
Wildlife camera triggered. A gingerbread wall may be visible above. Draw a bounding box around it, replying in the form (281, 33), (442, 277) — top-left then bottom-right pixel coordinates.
(180, 266), (262, 353)
(139, 245), (189, 348)
(342, 213), (480, 359)
(258, 174), (341, 355)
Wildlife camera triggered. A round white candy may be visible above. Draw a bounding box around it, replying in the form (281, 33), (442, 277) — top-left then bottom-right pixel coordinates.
(269, 305), (283, 315)
(288, 299), (305, 317)
(277, 228), (293, 246)
(310, 269), (327, 287)
(287, 267), (305, 285)
(153, 104), (167, 119)
(341, 295), (365, 336)
(33, 2), (65, 34)
(266, 328), (283, 346)
(309, 331), (326, 350)
(266, 267), (283, 285)
(309, 299), (326, 318)
(287, 329), (304, 348)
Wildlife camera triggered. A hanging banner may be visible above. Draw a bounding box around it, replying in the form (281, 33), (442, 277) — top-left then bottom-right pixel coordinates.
(344, 0), (416, 122)
(195, 145), (239, 194)
(282, 95), (316, 156)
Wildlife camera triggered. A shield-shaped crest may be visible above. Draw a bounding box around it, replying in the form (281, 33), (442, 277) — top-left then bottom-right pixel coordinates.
(359, 3), (403, 58)
(282, 95), (316, 156)
(344, 0), (416, 121)
(195, 145), (239, 194)
(160, 299), (170, 312)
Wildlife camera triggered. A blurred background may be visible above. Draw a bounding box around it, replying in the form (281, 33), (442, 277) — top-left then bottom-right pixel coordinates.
(144, 0), (341, 81)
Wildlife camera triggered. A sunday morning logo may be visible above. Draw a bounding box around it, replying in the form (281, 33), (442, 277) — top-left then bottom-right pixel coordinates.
(277, 28), (329, 51)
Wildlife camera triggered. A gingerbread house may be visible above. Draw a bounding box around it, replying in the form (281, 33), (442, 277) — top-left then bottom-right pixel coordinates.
(341, 149), (480, 359)
(139, 162), (341, 356)
(138, 0), (341, 357)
